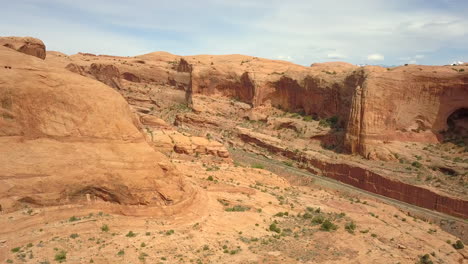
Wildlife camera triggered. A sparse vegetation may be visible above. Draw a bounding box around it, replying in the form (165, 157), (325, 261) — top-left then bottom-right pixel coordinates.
(418, 254), (433, 264)
(54, 250), (67, 263)
(269, 222), (281, 233)
(68, 216), (80, 222)
(318, 116), (339, 128)
(126, 231), (137, 237)
(320, 220), (338, 231)
(101, 224), (109, 232)
(345, 221), (356, 234)
(225, 205), (250, 212)
(251, 163), (265, 169)
(453, 240), (464, 249)
(11, 247), (21, 253)
(411, 161), (422, 169)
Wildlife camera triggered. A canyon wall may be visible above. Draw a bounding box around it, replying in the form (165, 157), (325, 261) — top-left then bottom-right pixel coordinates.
(344, 66), (468, 160)
(47, 49), (468, 161)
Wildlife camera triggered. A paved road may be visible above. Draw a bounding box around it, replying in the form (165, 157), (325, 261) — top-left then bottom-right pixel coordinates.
(230, 148), (467, 241)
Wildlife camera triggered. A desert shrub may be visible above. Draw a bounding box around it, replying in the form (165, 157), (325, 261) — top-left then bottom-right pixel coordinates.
(269, 223), (281, 233)
(101, 224), (109, 232)
(302, 212), (313, 219)
(68, 216), (80, 222)
(311, 215), (324, 225)
(117, 250), (125, 256)
(70, 233), (79, 239)
(320, 220), (337, 231)
(418, 254), (433, 264)
(453, 240), (464, 249)
(11, 247), (21, 253)
(411, 161), (422, 168)
(126, 231), (137, 237)
(345, 222), (356, 233)
(54, 251), (67, 263)
(274, 212), (288, 217)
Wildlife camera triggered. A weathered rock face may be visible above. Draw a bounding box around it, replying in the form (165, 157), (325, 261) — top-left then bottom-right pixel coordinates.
(66, 63), (122, 89)
(142, 115), (230, 158)
(0, 46), (191, 212)
(237, 127), (468, 219)
(344, 66), (468, 160)
(46, 48), (468, 161)
(0, 36), (46, 59)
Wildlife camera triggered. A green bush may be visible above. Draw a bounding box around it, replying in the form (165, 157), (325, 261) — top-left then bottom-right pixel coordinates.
(54, 251), (67, 263)
(345, 222), (356, 233)
(68, 216), (80, 222)
(274, 212), (288, 217)
(302, 212), (313, 219)
(101, 224), (109, 232)
(311, 215), (324, 225)
(320, 220), (338, 231)
(117, 250), (125, 256)
(418, 254), (433, 264)
(125, 231), (137, 237)
(11, 247), (21, 253)
(453, 240), (464, 250)
(269, 223), (281, 233)
(411, 161), (422, 168)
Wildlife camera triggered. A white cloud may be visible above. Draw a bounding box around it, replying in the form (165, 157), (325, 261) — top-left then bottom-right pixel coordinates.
(367, 53), (385, 61)
(277, 55), (293, 61)
(0, 0), (467, 65)
(327, 53), (347, 59)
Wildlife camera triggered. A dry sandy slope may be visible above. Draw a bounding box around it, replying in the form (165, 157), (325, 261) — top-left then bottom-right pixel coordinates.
(1, 160), (465, 264)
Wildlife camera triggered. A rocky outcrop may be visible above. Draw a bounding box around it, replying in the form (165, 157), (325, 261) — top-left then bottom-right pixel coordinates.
(0, 45), (192, 213)
(344, 66), (468, 160)
(146, 130), (230, 158)
(0, 36), (46, 59)
(66, 63), (122, 89)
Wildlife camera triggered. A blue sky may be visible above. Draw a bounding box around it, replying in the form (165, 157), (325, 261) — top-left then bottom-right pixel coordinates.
(1, 0), (467, 65)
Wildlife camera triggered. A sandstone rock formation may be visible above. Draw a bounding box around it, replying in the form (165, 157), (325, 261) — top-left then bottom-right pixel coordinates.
(143, 122), (230, 158)
(0, 36), (46, 59)
(45, 50), (468, 159)
(344, 66), (468, 160)
(0, 45), (191, 213)
(42, 40), (467, 219)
